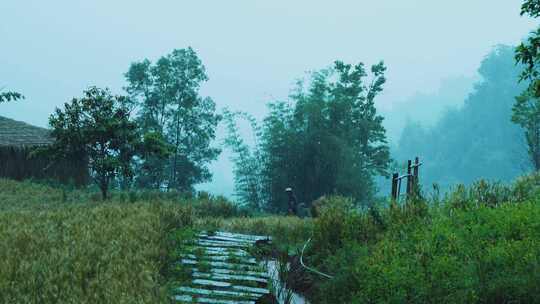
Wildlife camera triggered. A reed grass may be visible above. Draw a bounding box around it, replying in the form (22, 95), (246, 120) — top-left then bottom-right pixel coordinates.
(0, 180), (192, 303)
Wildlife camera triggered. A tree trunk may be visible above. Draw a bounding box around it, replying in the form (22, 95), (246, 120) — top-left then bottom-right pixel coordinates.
(534, 125), (540, 171)
(100, 185), (108, 200)
(99, 177), (108, 200)
(170, 100), (183, 192)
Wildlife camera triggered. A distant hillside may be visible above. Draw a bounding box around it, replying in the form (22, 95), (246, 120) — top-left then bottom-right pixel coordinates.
(380, 75), (475, 144)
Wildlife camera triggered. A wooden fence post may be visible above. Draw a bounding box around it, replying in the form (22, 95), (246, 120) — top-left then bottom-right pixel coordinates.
(413, 157), (420, 195)
(406, 160), (412, 198)
(391, 172), (398, 201)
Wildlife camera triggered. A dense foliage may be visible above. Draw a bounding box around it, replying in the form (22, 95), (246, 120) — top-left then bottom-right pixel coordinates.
(43, 87), (169, 199)
(125, 48), (221, 192)
(395, 46), (528, 190)
(225, 60), (390, 211)
(515, 1), (540, 171)
(521, 0), (540, 17)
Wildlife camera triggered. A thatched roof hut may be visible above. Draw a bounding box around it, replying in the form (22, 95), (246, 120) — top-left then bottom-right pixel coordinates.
(0, 116), (88, 185)
(0, 116), (54, 147)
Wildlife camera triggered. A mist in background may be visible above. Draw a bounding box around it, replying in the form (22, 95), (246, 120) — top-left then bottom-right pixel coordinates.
(1, 0), (536, 198)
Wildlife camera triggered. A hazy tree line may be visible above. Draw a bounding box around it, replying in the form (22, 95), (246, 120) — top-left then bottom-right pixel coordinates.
(3, 1), (540, 205)
(394, 46), (529, 191)
(392, 0), (540, 192)
(30, 53), (391, 207)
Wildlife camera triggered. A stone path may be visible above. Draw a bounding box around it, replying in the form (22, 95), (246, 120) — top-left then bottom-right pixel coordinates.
(173, 231), (273, 304)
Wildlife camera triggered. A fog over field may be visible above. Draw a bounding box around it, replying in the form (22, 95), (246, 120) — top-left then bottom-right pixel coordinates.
(1, 0), (536, 197)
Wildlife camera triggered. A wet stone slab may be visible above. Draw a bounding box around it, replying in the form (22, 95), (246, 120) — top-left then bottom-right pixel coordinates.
(191, 247), (251, 257)
(181, 259), (262, 271)
(174, 231), (272, 303)
(192, 271), (269, 284)
(182, 253), (258, 264)
(175, 295), (256, 304)
(191, 267), (269, 279)
(176, 286), (262, 300)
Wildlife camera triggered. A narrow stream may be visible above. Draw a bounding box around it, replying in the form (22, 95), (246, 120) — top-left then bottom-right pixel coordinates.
(265, 260), (309, 304)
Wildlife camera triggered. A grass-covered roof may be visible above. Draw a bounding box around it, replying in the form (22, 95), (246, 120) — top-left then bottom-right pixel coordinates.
(0, 116), (53, 147)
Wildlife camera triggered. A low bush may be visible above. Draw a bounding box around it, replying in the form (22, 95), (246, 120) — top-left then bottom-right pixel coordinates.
(191, 191), (251, 218)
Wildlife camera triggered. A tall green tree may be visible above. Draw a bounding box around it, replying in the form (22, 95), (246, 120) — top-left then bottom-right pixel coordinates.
(125, 48), (221, 192)
(226, 60), (390, 211)
(512, 89), (540, 170)
(515, 0), (540, 171)
(135, 131), (173, 189)
(44, 87), (164, 200)
(223, 109), (268, 210)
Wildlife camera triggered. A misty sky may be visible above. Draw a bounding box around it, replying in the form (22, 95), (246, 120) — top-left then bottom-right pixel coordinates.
(1, 0), (536, 196)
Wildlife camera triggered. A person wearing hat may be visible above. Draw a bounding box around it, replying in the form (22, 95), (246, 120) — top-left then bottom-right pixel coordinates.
(285, 187), (298, 216)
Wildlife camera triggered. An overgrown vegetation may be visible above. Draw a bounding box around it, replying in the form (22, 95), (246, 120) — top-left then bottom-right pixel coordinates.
(2, 172), (539, 303)
(0, 167), (538, 303)
(0, 179), (245, 303)
(244, 174), (540, 303)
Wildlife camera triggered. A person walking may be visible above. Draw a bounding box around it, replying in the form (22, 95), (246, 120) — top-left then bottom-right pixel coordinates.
(285, 187), (298, 216)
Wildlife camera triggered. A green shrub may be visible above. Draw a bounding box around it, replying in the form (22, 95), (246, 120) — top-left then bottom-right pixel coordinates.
(512, 172), (540, 202)
(192, 192), (243, 218)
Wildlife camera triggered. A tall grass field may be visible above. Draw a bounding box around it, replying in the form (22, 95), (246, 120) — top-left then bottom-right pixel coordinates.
(1, 175), (540, 303)
(0, 179), (193, 303)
